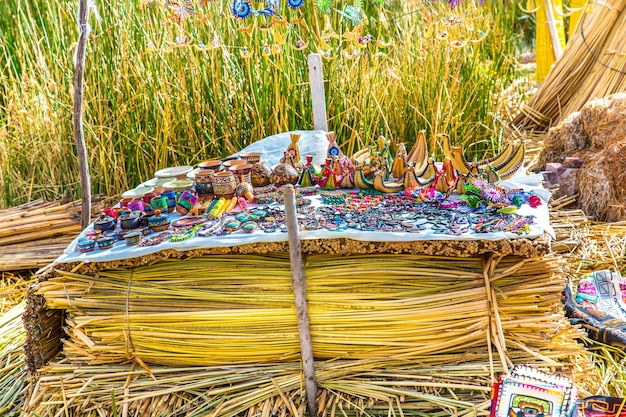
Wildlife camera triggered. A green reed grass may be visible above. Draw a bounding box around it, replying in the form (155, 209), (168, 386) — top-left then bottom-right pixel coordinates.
(0, 0), (528, 207)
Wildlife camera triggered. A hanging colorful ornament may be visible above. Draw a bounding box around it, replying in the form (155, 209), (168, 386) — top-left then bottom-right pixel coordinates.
(232, 0), (252, 19)
(240, 46), (252, 58)
(288, 0), (304, 9)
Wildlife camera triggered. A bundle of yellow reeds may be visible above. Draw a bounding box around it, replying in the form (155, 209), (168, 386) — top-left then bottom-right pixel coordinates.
(0, 196), (109, 272)
(512, 0), (626, 131)
(27, 358), (581, 417)
(36, 254), (585, 372)
(1, 271), (34, 313)
(0, 302), (28, 417)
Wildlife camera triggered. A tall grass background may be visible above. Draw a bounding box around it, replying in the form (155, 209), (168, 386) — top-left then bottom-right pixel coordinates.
(0, 0), (530, 207)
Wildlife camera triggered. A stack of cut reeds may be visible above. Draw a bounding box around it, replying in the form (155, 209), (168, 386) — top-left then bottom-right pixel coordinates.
(0, 197), (107, 272)
(512, 0), (626, 131)
(27, 251), (589, 415)
(0, 302), (27, 417)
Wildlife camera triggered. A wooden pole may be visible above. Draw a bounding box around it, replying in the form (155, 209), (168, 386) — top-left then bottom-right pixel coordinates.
(284, 184), (318, 417)
(73, 0), (92, 229)
(543, 0), (563, 60)
(308, 53), (328, 132)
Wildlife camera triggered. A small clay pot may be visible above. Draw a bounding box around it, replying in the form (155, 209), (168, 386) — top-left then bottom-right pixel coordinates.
(77, 238), (96, 253)
(240, 151), (262, 164)
(125, 231), (142, 246)
(223, 159), (246, 170)
(176, 191), (198, 216)
(119, 211), (139, 230)
(194, 168), (215, 196)
(229, 163), (253, 185)
(94, 214), (116, 232)
(251, 162), (272, 187)
(96, 236), (116, 250)
(162, 190), (177, 211)
(148, 210), (170, 232)
(198, 160), (223, 172)
(127, 199), (144, 212)
(150, 195), (168, 213)
(212, 171), (237, 199)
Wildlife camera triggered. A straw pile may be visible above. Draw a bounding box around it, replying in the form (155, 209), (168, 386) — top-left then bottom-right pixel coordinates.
(534, 93), (626, 221)
(512, 0), (626, 132)
(24, 250), (590, 415)
(0, 302), (28, 417)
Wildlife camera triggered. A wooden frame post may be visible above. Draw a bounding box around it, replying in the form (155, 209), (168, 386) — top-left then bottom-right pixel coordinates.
(308, 53), (328, 132)
(73, 0), (92, 229)
(284, 184), (318, 417)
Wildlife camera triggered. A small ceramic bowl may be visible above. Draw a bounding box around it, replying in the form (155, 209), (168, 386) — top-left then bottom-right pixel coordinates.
(96, 236), (116, 250)
(223, 159), (246, 170)
(77, 237), (96, 253)
(125, 231), (142, 246)
(122, 186), (154, 199)
(162, 179), (194, 193)
(144, 177), (177, 194)
(240, 152), (262, 164)
(154, 165), (194, 180)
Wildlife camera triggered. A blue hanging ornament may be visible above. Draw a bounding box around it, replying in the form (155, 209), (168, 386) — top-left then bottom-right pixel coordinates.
(232, 0), (252, 19)
(288, 0), (304, 9)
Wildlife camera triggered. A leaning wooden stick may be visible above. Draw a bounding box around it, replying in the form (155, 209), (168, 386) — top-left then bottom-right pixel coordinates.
(284, 184), (318, 417)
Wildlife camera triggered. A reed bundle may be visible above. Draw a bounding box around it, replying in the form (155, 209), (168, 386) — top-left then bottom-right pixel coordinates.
(1, 271), (34, 313)
(25, 359), (546, 417)
(0, 302), (28, 417)
(512, 0), (626, 131)
(36, 254), (585, 372)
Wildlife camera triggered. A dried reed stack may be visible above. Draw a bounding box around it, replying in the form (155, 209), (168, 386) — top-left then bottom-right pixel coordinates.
(0, 197), (107, 272)
(512, 0), (626, 131)
(0, 302), (28, 417)
(25, 251), (590, 415)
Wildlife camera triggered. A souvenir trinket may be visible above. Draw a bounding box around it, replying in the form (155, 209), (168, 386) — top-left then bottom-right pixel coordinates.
(125, 231), (142, 246)
(212, 171), (238, 199)
(127, 199), (144, 212)
(85, 230), (102, 240)
(176, 191), (198, 216)
(391, 143), (408, 179)
(298, 155), (320, 187)
(77, 237), (96, 253)
(241, 221), (258, 233)
(223, 159), (245, 170)
(94, 214), (116, 232)
(198, 160), (223, 172)
(96, 235), (115, 250)
(144, 177), (176, 194)
(270, 162), (299, 186)
(163, 179), (194, 194)
(150, 195), (168, 213)
(235, 182), (254, 202)
(223, 217), (241, 232)
(119, 210), (140, 230)
(229, 163), (253, 185)
(154, 165), (193, 180)
(194, 169), (214, 196)
(148, 210), (171, 232)
(250, 161), (273, 187)
(280, 133), (303, 169)
(239, 151), (262, 164)
(162, 190), (177, 211)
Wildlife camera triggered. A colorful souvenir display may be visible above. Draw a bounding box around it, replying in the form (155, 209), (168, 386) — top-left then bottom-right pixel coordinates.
(78, 132), (542, 255)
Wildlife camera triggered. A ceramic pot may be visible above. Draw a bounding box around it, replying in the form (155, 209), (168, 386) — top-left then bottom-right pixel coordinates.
(96, 236), (116, 250)
(212, 171), (237, 199)
(94, 214), (116, 232)
(270, 163), (299, 186)
(229, 163), (253, 185)
(119, 211), (140, 230)
(77, 237), (96, 253)
(198, 160), (223, 172)
(161, 191), (177, 211)
(125, 231), (142, 246)
(101, 207), (117, 219)
(194, 168), (215, 196)
(127, 199), (144, 212)
(150, 195), (168, 213)
(139, 213), (152, 228)
(141, 192), (157, 214)
(240, 152), (262, 164)
(223, 159), (246, 171)
(176, 191), (198, 216)
(119, 197), (134, 208)
(251, 162), (273, 187)
(85, 230), (102, 240)
(148, 210), (171, 232)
